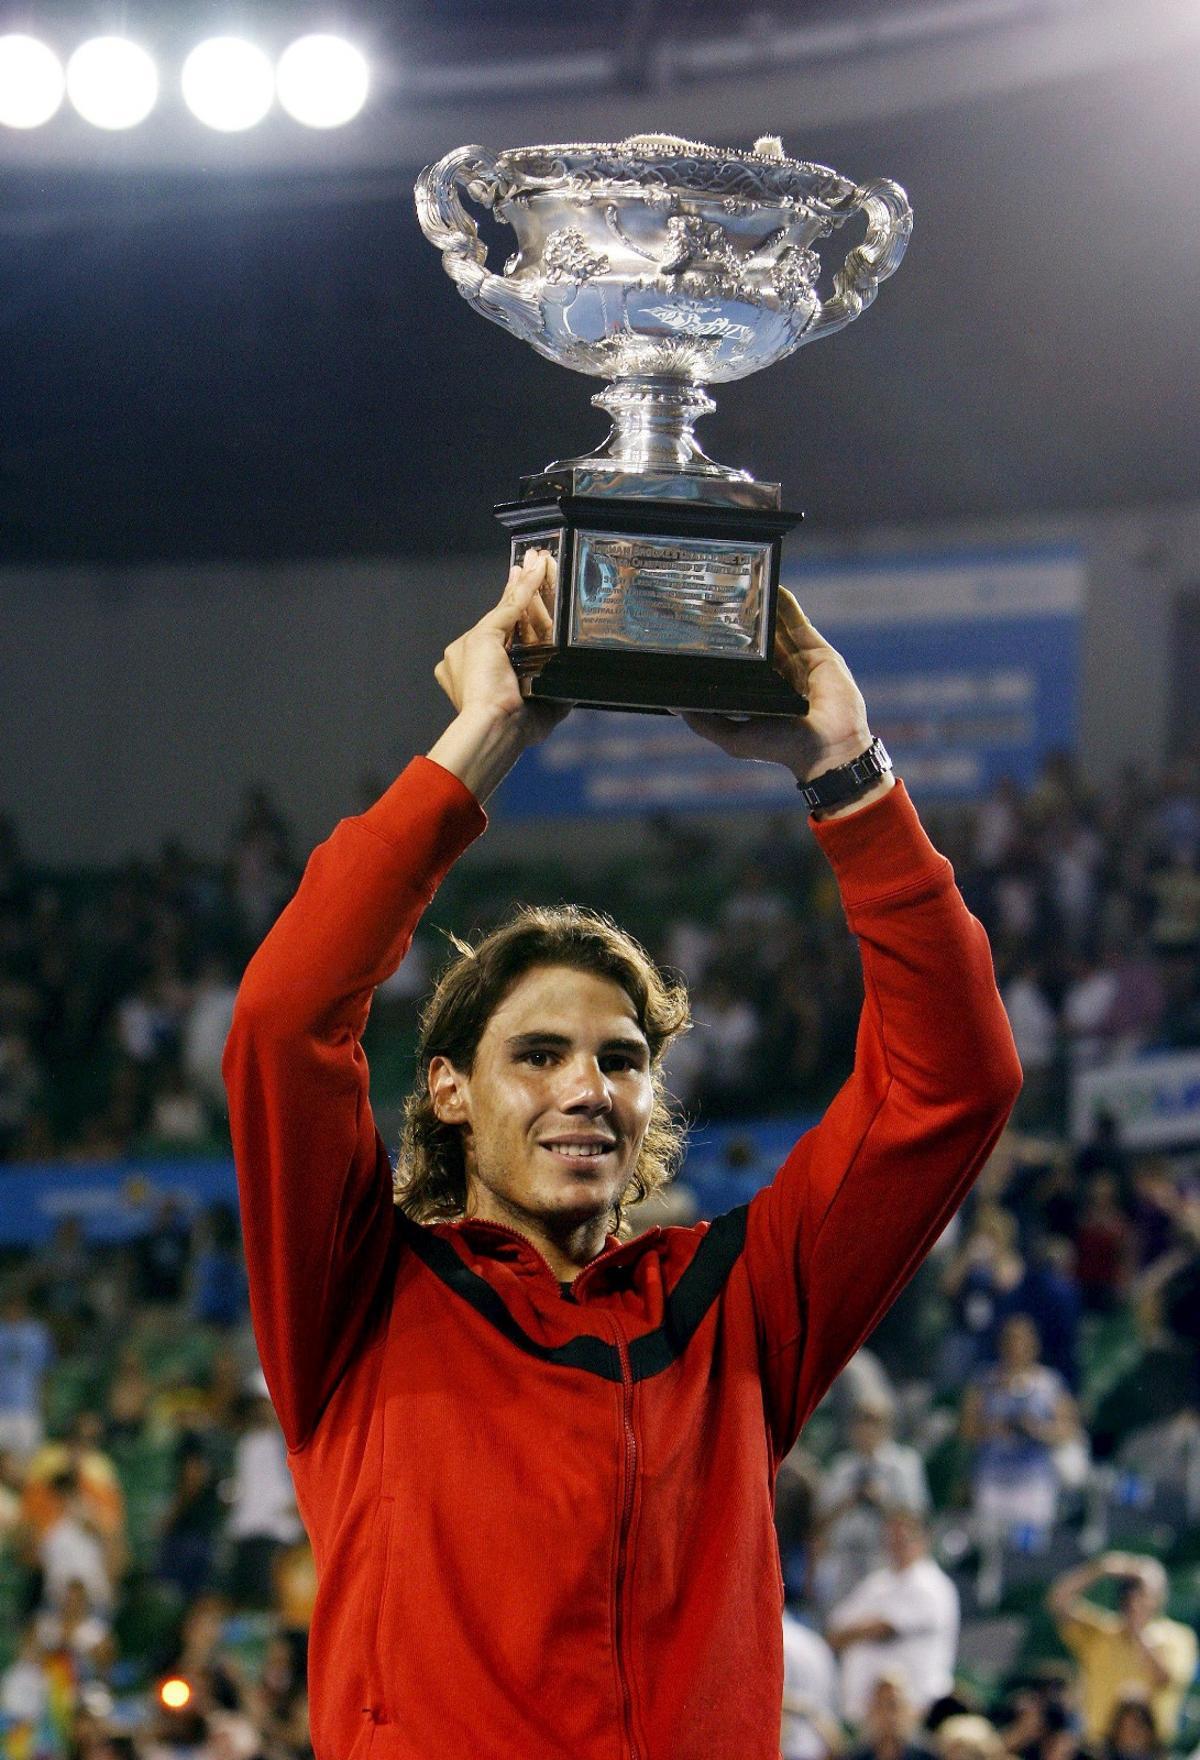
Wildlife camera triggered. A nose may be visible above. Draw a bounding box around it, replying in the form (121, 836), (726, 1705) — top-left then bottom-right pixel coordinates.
(558, 1055), (612, 1115)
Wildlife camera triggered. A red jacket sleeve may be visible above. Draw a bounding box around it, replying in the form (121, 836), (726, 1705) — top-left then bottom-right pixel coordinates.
(221, 757), (487, 1450)
(742, 782), (1022, 1461)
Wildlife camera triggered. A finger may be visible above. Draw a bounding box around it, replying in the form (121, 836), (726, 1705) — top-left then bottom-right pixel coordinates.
(776, 588), (833, 653)
(481, 555), (550, 635)
(525, 580), (555, 641)
(680, 711), (763, 757)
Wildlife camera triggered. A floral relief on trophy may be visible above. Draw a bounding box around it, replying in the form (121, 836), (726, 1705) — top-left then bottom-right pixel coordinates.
(602, 206), (748, 304)
(770, 246), (822, 309)
(540, 228), (612, 286)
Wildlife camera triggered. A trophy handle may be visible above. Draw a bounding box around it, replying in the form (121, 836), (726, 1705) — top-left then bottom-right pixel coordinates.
(415, 145), (545, 349)
(805, 178), (913, 341)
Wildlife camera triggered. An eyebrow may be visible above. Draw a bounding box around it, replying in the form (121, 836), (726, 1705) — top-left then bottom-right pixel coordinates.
(505, 1031), (649, 1058)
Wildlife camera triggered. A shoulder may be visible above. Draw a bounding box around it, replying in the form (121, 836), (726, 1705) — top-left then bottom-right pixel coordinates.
(911, 1558), (959, 1608)
(1058, 1606), (1118, 1645)
(783, 1614), (835, 1664)
(1152, 1618), (1199, 1663)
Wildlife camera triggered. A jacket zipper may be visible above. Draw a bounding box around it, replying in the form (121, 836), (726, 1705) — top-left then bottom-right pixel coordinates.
(612, 1323), (640, 1760)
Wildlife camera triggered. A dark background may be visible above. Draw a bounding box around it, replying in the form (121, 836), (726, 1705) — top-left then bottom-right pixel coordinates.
(3, 0), (1198, 565)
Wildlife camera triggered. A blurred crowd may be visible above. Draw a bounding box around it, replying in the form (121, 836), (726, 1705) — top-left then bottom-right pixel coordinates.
(1, 749), (1198, 1163)
(0, 1198), (312, 1758)
(0, 748), (1196, 1755)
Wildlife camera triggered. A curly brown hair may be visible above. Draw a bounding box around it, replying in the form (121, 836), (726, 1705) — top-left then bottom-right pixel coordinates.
(395, 903), (691, 1233)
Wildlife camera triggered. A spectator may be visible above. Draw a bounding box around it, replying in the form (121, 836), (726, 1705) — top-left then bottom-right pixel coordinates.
(685, 973), (761, 1114)
(781, 1611), (843, 1760)
(1074, 1176), (1133, 1312)
(937, 1716), (1008, 1760)
(0, 1287), (54, 1463)
(147, 1060), (211, 1149)
(27, 1217), (94, 1347)
(104, 1344), (152, 1444)
(1001, 961), (1058, 1127)
(1099, 937), (1165, 1060)
(0, 1445), (24, 1542)
(114, 961), (186, 1068)
(158, 1433), (223, 1603)
(227, 1375), (303, 1610)
(182, 954), (239, 1118)
(22, 1409), (128, 1580)
(973, 778), (1022, 872)
(814, 1396), (930, 1608)
(847, 1671), (937, 1760)
(166, 1592), (242, 1716)
(961, 1315), (1079, 1552)
(1101, 1696), (1161, 1760)
(827, 1510), (959, 1726)
(999, 1684), (1085, 1760)
(939, 1205), (1026, 1386)
(1046, 1553), (1197, 1746)
(1013, 1238), (1082, 1391)
(0, 1027), (43, 1160)
(36, 1470), (115, 1613)
(33, 1574), (115, 1678)
(230, 784), (294, 942)
(0, 1619), (50, 1728)
(1074, 1110), (1129, 1191)
(189, 1202), (250, 1331)
(1126, 1158), (1180, 1273)
(130, 1195), (193, 1307)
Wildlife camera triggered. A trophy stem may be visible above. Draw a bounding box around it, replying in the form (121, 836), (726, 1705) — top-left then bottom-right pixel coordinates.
(586, 376), (749, 482)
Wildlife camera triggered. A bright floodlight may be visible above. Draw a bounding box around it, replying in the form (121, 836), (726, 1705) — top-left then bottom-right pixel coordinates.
(182, 37), (273, 131)
(277, 34), (369, 128)
(0, 35), (65, 128)
(67, 37), (158, 129)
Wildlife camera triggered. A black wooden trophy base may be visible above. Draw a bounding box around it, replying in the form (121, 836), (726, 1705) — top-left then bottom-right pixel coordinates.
(494, 491), (807, 717)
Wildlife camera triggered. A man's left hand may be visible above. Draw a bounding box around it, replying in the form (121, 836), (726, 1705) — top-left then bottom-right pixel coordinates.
(681, 588), (880, 787)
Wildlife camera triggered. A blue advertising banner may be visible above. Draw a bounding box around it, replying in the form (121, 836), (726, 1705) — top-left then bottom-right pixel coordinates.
(0, 1156), (237, 1247)
(496, 543), (1084, 817)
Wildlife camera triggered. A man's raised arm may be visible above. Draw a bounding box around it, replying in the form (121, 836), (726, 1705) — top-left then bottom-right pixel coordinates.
(222, 554), (562, 1450)
(683, 591), (1022, 1456)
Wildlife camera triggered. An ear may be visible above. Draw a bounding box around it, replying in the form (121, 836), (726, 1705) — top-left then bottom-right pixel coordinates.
(428, 1055), (470, 1126)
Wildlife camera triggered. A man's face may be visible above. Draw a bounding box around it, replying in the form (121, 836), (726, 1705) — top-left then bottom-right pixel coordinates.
(884, 1512), (925, 1569)
(851, 1409), (890, 1455)
(430, 964), (654, 1242)
(866, 1677), (910, 1740)
(1120, 1579), (1158, 1631)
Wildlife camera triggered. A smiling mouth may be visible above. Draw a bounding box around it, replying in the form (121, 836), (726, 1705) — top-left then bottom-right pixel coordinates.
(539, 1142), (616, 1163)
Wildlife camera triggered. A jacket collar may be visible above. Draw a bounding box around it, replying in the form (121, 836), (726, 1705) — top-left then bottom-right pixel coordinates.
(438, 1216), (664, 1292)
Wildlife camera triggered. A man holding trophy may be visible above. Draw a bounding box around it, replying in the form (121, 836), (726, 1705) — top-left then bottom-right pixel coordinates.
(224, 136), (1022, 1760)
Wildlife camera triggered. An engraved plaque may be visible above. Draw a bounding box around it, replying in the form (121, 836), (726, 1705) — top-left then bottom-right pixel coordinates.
(570, 531), (769, 658)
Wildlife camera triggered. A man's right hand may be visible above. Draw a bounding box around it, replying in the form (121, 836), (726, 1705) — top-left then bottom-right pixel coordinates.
(426, 551), (570, 803)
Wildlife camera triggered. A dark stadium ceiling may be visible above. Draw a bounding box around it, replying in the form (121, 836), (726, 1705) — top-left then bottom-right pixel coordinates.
(1, 0), (1199, 565)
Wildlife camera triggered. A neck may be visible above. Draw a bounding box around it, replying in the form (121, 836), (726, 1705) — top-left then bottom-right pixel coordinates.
(465, 1187), (613, 1281)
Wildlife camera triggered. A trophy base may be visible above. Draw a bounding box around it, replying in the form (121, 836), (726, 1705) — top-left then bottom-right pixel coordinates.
(496, 491), (806, 718)
(518, 648), (807, 717)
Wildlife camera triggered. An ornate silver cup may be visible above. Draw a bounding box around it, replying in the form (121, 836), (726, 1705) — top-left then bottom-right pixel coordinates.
(416, 133), (911, 714)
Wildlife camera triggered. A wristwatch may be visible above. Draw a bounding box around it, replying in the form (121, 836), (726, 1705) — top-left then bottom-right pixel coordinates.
(798, 737), (893, 813)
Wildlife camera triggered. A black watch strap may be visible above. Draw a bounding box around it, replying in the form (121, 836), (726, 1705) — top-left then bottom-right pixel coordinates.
(798, 737), (893, 812)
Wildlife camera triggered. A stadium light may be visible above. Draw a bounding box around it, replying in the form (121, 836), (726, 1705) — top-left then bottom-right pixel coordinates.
(67, 37), (158, 129)
(276, 34), (369, 128)
(181, 36), (273, 131)
(0, 34), (65, 128)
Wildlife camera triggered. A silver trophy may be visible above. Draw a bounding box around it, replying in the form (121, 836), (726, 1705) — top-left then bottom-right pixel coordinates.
(416, 133), (911, 714)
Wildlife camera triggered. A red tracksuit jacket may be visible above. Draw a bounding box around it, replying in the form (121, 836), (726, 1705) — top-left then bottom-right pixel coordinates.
(223, 756), (1021, 1760)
